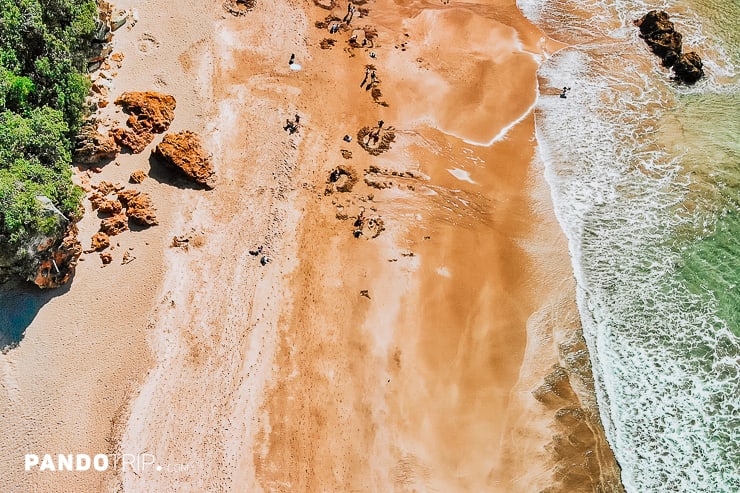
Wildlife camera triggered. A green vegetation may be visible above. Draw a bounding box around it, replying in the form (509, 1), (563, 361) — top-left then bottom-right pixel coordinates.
(0, 0), (97, 252)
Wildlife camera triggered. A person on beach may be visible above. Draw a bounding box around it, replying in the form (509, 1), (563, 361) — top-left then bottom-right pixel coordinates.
(378, 120), (384, 129)
(371, 70), (377, 82)
(342, 2), (354, 22)
(343, 3), (354, 23)
(289, 53), (295, 65)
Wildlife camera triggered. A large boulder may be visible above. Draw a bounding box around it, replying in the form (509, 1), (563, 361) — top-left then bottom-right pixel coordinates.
(648, 31), (682, 67)
(154, 131), (216, 189)
(636, 10), (675, 39)
(673, 52), (704, 84)
(31, 225), (82, 288)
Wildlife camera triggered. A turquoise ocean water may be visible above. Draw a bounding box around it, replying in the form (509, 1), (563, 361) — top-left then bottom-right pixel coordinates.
(517, 0), (739, 490)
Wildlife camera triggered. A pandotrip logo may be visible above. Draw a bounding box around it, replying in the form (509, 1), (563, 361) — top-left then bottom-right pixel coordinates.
(24, 454), (189, 473)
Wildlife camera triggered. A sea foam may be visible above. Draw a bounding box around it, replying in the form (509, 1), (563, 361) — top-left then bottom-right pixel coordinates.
(519, 0), (740, 490)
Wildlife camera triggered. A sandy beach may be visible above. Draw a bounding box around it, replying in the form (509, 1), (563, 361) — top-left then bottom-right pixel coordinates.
(0, 0), (622, 491)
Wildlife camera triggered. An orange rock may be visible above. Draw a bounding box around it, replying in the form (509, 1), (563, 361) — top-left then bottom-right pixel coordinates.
(97, 199), (123, 214)
(90, 232), (111, 251)
(111, 126), (154, 154)
(118, 189), (158, 227)
(115, 91), (176, 133)
(154, 131), (216, 189)
(100, 252), (113, 265)
(100, 213), (129, 236)
(129, 170), (148, 183)
(93, 180), (124, 196)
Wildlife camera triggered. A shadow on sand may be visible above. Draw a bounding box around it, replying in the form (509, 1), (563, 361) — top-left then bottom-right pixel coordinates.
(147, 153), (208, 191)
(0, 280), (71, 350)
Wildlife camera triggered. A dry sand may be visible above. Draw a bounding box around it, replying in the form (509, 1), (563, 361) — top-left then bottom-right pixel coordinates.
(0, 0), (622, 491)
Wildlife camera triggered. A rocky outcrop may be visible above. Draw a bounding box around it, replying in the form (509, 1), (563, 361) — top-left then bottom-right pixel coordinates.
(0, 197), (82, 288)
(74, 120), (119, 164)
(112, 92), (176, 153)
(635, 10), (682, 66)
(154, 131), (216, 188)
(31, 224), (82, 288)
(89, 181), (124, 211)
(673, 52), (704, 84)
(118, 190), (158, 227)
(634, 10), (704, 84)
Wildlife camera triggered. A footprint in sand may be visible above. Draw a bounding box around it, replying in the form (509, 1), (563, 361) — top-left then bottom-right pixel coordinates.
(137, 33), (160, 54)
(152, 74), (168, 88)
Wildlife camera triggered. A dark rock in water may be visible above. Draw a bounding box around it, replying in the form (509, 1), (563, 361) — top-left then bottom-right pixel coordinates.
(636, 10), (675, 39)
(634, 10), (703, 83)
(649, 31), (682, 67)
(673, 51), (704, 84)
(634, 10), (682, 67)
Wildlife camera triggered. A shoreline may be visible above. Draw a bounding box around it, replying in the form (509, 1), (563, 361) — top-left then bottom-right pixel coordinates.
(0, 0), (623, 491)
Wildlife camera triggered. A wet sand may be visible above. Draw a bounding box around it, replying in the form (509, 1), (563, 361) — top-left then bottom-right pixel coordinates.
(0, 0), (622, 491)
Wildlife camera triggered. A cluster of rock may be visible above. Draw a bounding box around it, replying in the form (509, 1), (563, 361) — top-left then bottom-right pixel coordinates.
(634, 10), (704, 84)
(88, 2), (134, 73)
(75, 119), (119, 164)
(87, 180), (157, 263)
(76, 91), (216, 189)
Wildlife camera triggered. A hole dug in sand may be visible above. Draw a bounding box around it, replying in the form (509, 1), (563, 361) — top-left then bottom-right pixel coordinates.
(325, 165), (358, 194)
(312, 0), (336, 9)
(224, 0), (256, 16)
(357, 125), (395, 155)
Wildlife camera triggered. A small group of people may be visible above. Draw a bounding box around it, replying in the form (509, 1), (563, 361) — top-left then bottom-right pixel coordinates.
(360, 67), (378, 89)
(343, 2), (356, 24)
(365, 120), (385, 146)
(560, 86), (572, 98)
(284, 113), (301, 134)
